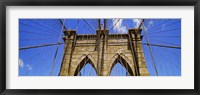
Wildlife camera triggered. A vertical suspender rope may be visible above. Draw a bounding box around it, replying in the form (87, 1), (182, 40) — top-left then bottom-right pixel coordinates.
(50, 19), (66, 76)
(141, 20), (158, 76)
(50, 47), (59, 76)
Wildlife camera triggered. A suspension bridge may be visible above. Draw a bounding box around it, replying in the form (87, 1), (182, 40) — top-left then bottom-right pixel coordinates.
(19, 19), (181, 76)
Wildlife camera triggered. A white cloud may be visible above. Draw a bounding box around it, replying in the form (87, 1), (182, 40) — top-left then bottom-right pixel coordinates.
(28, 67), (32, 70)
(112, 19), (152, 33)
(26, 64), (32, 71)
(132, 19), (153, 29)
(148, 20), (154, 27)
(19, 58), (32, 71)
(161, 24), (166, 31)
(113, 19), (128, 34)
(132, 19), (154, 31)
(19, 58), (24, 68)
(132, 19), (142, 28)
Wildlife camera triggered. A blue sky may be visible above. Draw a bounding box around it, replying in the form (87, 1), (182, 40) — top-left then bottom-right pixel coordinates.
(19, 19), (181, 76)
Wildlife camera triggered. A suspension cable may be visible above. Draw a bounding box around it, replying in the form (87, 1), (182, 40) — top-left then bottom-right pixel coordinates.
(50, 19), (66, 76)
(82, 19), (96, 33)
(110, 19), (120, 30)
(141, 19), (158, 76)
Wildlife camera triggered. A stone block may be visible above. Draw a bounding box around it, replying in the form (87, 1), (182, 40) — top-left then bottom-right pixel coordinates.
(59, 30), (149, 76)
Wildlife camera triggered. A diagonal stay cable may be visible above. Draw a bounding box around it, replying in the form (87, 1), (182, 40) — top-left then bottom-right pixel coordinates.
(82, 19), (96, 33)
(141, 19), (159, 76)
(20, 30), (56, 37)
(50, 19), (66, 76)
(110, 19), (120, 30)
(19, 22), (56, 35)
(149, 36), (180, 38)
(137, 42), (181, 49)
(59, 19), (67, 31)
(19, 42), (65, 50)
(29, 19), (59, 33)
(19, 19), (67, 51)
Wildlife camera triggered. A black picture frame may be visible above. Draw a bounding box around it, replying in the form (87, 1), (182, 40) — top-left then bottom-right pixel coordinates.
(0, 0), (200, 95)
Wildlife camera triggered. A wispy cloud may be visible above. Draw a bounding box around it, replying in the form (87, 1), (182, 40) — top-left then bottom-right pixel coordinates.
(26, 64), (32, 71)
(19, 58), (32, 71)
(113, 19), (128, 34)
(148, 20), (154, 27)
(132, 19), (154, 31)
(161, 24), (166, 31)
(132, 19), (142, 28)
(19, 58), (24, 68)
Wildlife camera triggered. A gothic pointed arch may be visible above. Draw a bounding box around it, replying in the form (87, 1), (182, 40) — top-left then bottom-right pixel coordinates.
(108, 53), (135, 76)
(74, 54), (98, 76)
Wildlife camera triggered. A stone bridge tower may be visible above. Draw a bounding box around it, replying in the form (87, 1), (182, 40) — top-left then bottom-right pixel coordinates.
(59, 28), (149, 76)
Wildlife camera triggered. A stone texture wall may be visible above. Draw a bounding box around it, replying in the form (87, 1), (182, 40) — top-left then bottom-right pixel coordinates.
(59, 29), (149, 76)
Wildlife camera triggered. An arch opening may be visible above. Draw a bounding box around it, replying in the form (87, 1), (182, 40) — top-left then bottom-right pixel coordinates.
(74, 56), (97, 76)
(110, 63), (130, 76)
(109, 54), (134, 76)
